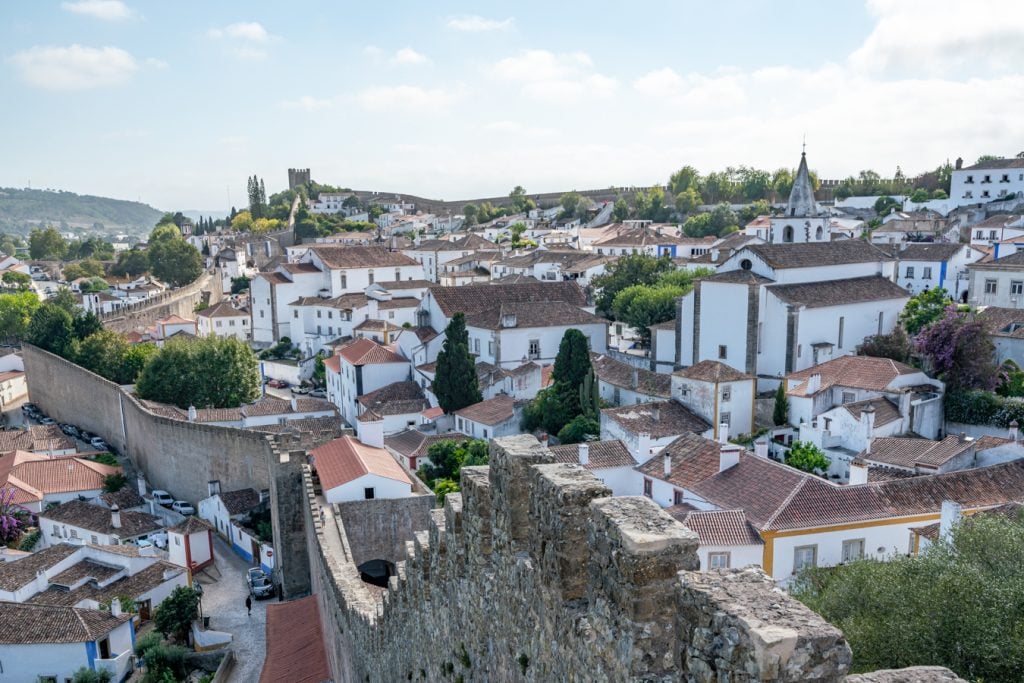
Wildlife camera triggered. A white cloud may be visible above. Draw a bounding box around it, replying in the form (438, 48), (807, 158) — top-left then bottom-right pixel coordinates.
(9, 45), (139, 90)
(490, 50), (617, 102)
(207, 22), (270, 42)
(61, 0), (131, 21)
(482, 120), (557, 138)
(446, 15), (513, 32)
(850, 0), (1024, 74)
(392, 47), (429, 66)
(355, 85), (462, 112)
(207, 22), (277, 60)
(279, 95), (338, 111)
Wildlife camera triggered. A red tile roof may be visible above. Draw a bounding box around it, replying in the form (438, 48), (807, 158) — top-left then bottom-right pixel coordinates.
(454, 395), (515, 426)
(260, 596), (331, 683)
(337, 338), (406, 365)
(549, 440), (636, 469)
(674, 360), (753, 383)
(311, 436), (413, 490)
(787, 355), (922, 395)
(671, 508), (763, 547)
(602, 400), (711, 439)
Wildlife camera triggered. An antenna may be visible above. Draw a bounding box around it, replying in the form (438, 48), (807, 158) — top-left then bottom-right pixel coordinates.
(802, 134), (806, 155)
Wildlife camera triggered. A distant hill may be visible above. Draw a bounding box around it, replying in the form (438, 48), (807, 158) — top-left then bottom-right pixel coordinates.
(0, 187), (164, 236)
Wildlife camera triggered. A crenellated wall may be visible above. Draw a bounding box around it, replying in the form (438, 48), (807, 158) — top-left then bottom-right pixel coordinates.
(299, 434), (963, 682)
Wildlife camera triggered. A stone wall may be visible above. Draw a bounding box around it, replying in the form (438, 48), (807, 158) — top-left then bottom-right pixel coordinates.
(333, 494), (435, 568)
(22, 345), (273, 503)
(300, 434), (962, 682)
(101, 270), (219, 334)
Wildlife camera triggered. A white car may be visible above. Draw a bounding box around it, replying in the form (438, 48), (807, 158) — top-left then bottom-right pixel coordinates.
(89, 436), (108, 450)
(152, 490), (174, 506)
(171, 500), (195, 515)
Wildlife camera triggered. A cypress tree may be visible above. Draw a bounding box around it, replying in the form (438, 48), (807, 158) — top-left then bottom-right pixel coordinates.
(773, 382), (789, 426)
(551, 329), (592, 419)
(433, 313), (482, 413)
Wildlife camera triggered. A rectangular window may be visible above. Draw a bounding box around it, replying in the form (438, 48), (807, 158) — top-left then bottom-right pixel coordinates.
(720, 412), (730, 426)
(488, 341), (495, 356)
(842, 391), (856, 404)
(877, 311), (884, 335)
(718, 345), (727, 359)
(905, 266), (914, 278)
(838, 316), (845, 349)
(976, 230), (983, 239)
(757, 322), (763, 354)
(985, 279), (998, 294)
(528, 339), (540, 358)
(482, 428), (489, 438)
(643, 478), (652, 497)
(341, 274), (347, 288)
(793, 545), (817, 573)
(1013, 281), (1024, 295)
(317, 310), (322, 318)
(966, 175), (974, 183)
(708, 552), (731, 569)
(721, 387), (731, 402)
(922, 267), (932, 279)
(293, 310), (298, 318)
(990, 230), (998, 239)
(395, 269), (401, 281)
(613, 387), (621, 404)
(364, 487), (375, 500)
(842, 538), (865, 563)
(673, 490), (684, 506)
(473, 338), (480, 354)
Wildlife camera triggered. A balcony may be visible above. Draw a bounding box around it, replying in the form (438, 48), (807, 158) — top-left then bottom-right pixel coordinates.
(96, 649), (133, 680)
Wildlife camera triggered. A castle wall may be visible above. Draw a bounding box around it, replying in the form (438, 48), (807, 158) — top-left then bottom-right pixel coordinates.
(101, 270), (219, 334)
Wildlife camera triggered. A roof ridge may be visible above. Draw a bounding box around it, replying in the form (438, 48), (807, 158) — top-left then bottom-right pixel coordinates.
(762, 470), (812, 530)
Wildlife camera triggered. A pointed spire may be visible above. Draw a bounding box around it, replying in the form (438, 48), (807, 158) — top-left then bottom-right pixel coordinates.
(787, 149), (820, 217)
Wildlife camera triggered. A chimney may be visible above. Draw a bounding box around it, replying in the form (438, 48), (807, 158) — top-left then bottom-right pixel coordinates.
(861, 404), (876, 451)
(849, 459), (869, 485)
(291, 397), (298, 412)
(651, 406), (661, 421)
(939, 500), (962, 540)
(806, 374), (821, 394)
(754, 440), (769, 459)
(631, 367), (639, 389)
(208, 480), (221, 497)
(111, 504), (121, 530)
(718, 423), (730, 444)
(1010, 420), (1019, 441)
(110, 597), (122, 617)
(187, 405), (197, 422)
(719, 443), (741, 472)
(663, 452), (672, 478)
(710, 248), (720, 262)
(578, 442), (589, 466)
(136, 474), (147, 497)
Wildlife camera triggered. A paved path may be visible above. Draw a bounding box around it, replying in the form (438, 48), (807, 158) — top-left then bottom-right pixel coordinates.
(195, 534), (269, 683)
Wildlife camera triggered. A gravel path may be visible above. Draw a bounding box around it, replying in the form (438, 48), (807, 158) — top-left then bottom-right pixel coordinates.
(194, 534), (270, 683)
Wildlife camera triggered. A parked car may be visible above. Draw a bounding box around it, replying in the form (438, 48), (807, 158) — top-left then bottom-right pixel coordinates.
(79, 430), (96, 442)
(290, 386), (310, 395)
(308, 389), (326, 399)
(21, 403), (37, 413)
(151, 490), (174, 506)
(266, 379), (288, 389)
(247, 568), (274, 599)
(90, 436), (108, 451)
(60, 424), (80, 437)
(171, 500), (195, 515)
(40, 417), (56, 426)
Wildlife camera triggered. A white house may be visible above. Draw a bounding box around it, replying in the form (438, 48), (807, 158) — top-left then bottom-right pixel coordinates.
(671, 360), (757, 440)
(197, 301), (251, 340)
(0, 369), (27, 409)
(166, 516), (215, 574)
(669, 508), (764, 572)
(590, 352), (671, 406)
(198, 487), (264, 565)
(402, 234), (499, 282)
(978, 306), (1024, 366)
(1, 453), (122, 513)
(453, 395), (519, 440)
(0, 602), (135, 682)
(968, 250), (1024, 309)
(324, 338), (410, 427)
(950, 157), (1024, 208)
(548, 440), (639, 496)
(600, 400), (712, 463)
(968, 214), (1024, 248)
(419, 281), (588, 336)
(889, 242), (983, 301)
(39, 500), (164, 549)
(355, 381), (430, 435)
(311, 435), (415, 503)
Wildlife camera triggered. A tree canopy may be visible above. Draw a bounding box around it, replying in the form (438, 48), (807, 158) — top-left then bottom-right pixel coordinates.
(432, 313), (482, 413)
(416, 438), (488, 502)
(915, 307), (999, 392)
(899, 288), (951, 335)
(147, 234), (203, 287)
(785, 441), (830, 473)
(135, 336), (260, 408)
(591, 253), (676, 316)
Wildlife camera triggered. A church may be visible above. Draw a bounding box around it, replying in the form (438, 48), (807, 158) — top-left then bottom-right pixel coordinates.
(745, 151), (833, 244)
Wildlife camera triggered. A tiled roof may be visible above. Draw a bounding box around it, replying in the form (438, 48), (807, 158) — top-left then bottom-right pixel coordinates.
(41, 499), (163, 538)
(218, 488), (261, 515)
(768, 276), (909, 308)
(602, 400), (710, 439)
(100, 487), (145, 509)
(384, 430), (459, 459)
(591, 353), (670, 398)
(29, 561), (185, 608)
(890, 243), (965, 261)
(636, 433), (728, 489)
(0, 602), (131, 644)
(248, 416), (346, 444)
(701, 270), (773, 285)
(357, 381), (429, 416)
(842, 397), (901, 428)
(311, 436), (413, 490)
(280, 262), (322, 274)
(674, 360), (752, 383)
(0, 451), (120, 502)
(428, 281), (586, 317)
(372, 279), (434, 290)
(787, 355), (921, 394)
(548, 439), (636, 469)
(48, 559), (121, 587)
(464, 301), (605, 331)
(962, 158), (1024, 170)
(593, 225), (689, 247)
(861, 434), (1013, 471)
(981, 249), (1024, 267)
(673, 509), (763, 547)
(0, 425), (76, 453)
(337, 338), (406, 365)
(454, 395), (516, 426)
(0, 544), (78, 591)
(169, 516), (213, 535)
(197, 302), (247, 318)
(743, 241), (892, 270)
(309, 245), (419, 269)
(260, 595), (331, 683)
(978, 306), (1024, 338)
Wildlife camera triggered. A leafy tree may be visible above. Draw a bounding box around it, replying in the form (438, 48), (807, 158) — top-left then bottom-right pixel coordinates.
(432, 313), (482, 413)
(668, 165), (701, 195)
(154, 586), (200, 643)
(916, 307), (999, 391)
(103, 473), (127, 493)
(682, 213), (714, 238)
(342, 194), (361, 210)
(509, 222), (527, 246)
(996, 360), (1024, 397)
(700, 171), (735, 204)
(417, 438), (488, 500)
(900, 288), (952, 335)
(148, 238), (202, 287)
(252, 217), (284, 234)
(74, 329), (146, 384)
(873, 195), (901, 215)
(26, 303), (74, 355)
(312, 353), (326, 386)
(462, 203), (479, 226)
(0, 291), (41, 342)
(550, 329), (592, 414)
(136, 336), (260, 408)
(70, 667), (112, 683)
(773, 383), (789, 426)
(29, 226), (67, 260)
(230, 276), (250, 294)
(509, 185), (533, 213)
(793, 512), (1024, 680)
(785, 440), (829, 473)
(111, 249), (149, 277)
(611, 198), (629, 222)
(1, 271), (31, 290)
(579, 365), (600, 418)
(611, 284), (685, 345)
(634, 186), (669, 221)
(857, 328), (912, 363)
(559, 191), (583, 219)
(556, 414), (599, 445)
(738, 198), (772, 223)
(591, 253), (675, 316)
(149, 222), (180, 243)
(231, 210), (254, 232)
(771, 168), (794, 201)
(909, 188), (930, 203)
(73, 310), (103, 340)
(931, 188), (948, 200)
(674, 187), (702, 215)
(707, 203), (738, 233)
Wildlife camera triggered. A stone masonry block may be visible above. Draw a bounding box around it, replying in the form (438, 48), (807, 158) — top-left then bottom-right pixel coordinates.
(489, 435), (554, 551)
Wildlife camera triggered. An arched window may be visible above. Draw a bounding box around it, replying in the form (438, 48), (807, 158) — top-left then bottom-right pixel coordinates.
(815, 226), (823, 240)
(783, 225), (794, 243)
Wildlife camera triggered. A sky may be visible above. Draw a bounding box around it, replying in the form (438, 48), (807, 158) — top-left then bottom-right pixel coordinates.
(2, 0), (1024, 212)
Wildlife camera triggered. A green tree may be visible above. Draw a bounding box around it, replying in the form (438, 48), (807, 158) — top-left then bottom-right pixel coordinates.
(997, 360), (1024, 397)
(70, 667), (112, 683)
(591, 253), (675, 316)
(931, 188), (948, 200)
(509, 222), (527, 245)
(611, 284), (686, 345)
(154, 586), (200, 643)
(773, 383), (789, 426)
(771, 168), (794, 201)
(701, 171), (735, 204)
(738, 198), (772, 223)
(634, 186), (668, 221)
(148, 238), (203, 287)
(579, 365), (600, 418)
(149, 222), (180, 243)
(793, 512), (1024, 680)
(857, 328), (912, 363)
(674, 187), (702, 215)
(26, 303), (74, 356)
(432, 313), (482, 413)
(611, 198), (629, 222)
(103, 473), (127, 493)
(29, 226), (67, 260)
(1, 271), (31, 290)
(682, 213), (714, 238)
(899, 288), (951, 335)
(525, 329), (595, 435)
(0, 291), (41, 342)
(230, 276), (251, 294)
(231, 210), (255, 232)
(509, 185), (532, 213)
(462, 203), (479, 226)
(74, 330), (143, 384)
(909, 188), (930, 203)
(668, 165), (701, 195)
(707, 203), (738, 233)
(786, 441), (829, 473)
(417, 438), (488, 497)
(556, 414), (599, 444)
(560, 192), (583, 219)
(873, 195), (901, 215)
(135, 336), (260, 408)
(111, 250), (149, 277)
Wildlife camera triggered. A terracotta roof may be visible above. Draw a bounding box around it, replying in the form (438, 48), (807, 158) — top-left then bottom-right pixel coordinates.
(41, 499), (163, 538)
(169, 516), (213, 535)
(323, 354), (341, 373)
(337, 338), (406, 365)
(742, 241), (892, 270)
(861, 434), (1014, 471)
(454, 395), (516, 426)
(842, 397), (901, 428)
(673, 509), (763, 547)
(384, 430), (459, 459)
(311, 436), (413, 490)
(593, 225), (689, 247)
(890, 243), (965, 261)
(0, 425), (76, 453)
(0, 602), (131, 644)
(0, 451), (120, 502)
(48, 559), (122, 587)
(258, 272), (291, 285)
(196, 301), (247, 318)
(674, 360), (752, 383)
(158, 314), (194, 325)
(978, 306), (1024, 338)
(768, 276), (909, 308)
(260, 595), (331, 683)
(602, 400), (710, 439)
(218, 488), (261, 515)
(701, 270), (773, 285)
(357, 381), (429, 416)
(636, 432), (729, 489)
(548, 440), (636, 469)
(310, 245), (419, 269)
(465, 301), (605, 331)
(978, 250), (1024, 267)
(29, 561), (185, 608)
(290, 293), (368, 310)
(428, 281), (586, 317)
(787, 355), (922, 395)
(591, 353), (670, 398)
(280, 262), (322, 274)
(0, 544), (79, 591)
(248, 416), (347, 444)
(372, 279), (434, 290)
(100, 487), (145, 509)
(962, 158), (1024, 170)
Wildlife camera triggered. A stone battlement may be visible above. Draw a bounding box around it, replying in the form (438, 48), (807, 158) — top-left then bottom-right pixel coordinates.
(304, 434), (963, 682)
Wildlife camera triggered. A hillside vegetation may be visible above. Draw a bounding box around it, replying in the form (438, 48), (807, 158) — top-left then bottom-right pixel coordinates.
(0, 186), (163, 236)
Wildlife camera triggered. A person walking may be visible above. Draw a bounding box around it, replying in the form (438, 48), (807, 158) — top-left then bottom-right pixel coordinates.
(245, 595), (252, 617)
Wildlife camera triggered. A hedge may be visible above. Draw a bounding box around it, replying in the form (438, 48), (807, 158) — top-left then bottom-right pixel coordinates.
(945, 390), (1024, 427)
